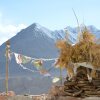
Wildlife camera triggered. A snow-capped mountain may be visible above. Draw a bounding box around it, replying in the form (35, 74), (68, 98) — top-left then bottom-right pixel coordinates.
(0, 23), (99, 94)
(50, 25), (100, 44)
(25, 23), (53, 39)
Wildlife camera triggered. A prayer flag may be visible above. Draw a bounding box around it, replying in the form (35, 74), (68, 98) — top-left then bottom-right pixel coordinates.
(14, 53), (22, 64)
(52, 77), (60, 83)
(21, 55), (31, 64)
(14, 53), (31, 64)
(32, 60), (43, 70)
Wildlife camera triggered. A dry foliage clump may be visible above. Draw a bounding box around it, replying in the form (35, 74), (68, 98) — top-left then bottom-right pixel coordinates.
(90, 44), (100, 68)
(55, 27), (100, 69)
(55, 40), (72, 68)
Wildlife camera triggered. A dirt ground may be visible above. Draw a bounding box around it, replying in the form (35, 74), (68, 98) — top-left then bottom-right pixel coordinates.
(0, 95), (100, 100)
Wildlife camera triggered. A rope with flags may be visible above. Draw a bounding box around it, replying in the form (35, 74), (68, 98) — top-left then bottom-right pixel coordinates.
(12, 51), (57, 61)
(7, 51), (62, 83)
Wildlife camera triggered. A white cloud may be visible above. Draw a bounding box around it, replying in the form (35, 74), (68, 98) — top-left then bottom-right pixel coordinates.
(0, 24), (27, 35)
(0, 24), (27, 45)
(0, 37), (8, 46)
(0, 12), (27, 45)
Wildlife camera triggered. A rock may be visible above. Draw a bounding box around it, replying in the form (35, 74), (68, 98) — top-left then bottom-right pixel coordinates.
(7, 91), (15, 96)
(49, 85), (65, 96)
(0, 91), (15, 97)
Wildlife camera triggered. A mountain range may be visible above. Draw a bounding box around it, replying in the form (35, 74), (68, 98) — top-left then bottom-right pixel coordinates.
(0, 23), (100, 94)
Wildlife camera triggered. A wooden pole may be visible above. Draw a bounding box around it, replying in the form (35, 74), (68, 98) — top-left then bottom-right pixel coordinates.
(5, 40), (10, 94)
(60, 67), (62, 85)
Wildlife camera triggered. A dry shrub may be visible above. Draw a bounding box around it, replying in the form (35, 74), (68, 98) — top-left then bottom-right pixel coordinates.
(55, 40), (72, 68)
(79, 27), (95, 42)
(90, 44), (100, 68)
(56, 27), (100, 69)
(71, 41), (94, 63)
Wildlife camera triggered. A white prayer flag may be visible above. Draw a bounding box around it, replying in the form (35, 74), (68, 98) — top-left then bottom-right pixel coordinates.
(52, 77), (60, 83)
(14, 53), (22, 64)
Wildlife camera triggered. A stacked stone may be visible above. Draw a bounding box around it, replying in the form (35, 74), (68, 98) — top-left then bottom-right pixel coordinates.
(64, 70), (100, 97)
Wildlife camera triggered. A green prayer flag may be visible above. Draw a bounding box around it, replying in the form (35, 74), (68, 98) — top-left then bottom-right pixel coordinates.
(21, 55), (31, 64)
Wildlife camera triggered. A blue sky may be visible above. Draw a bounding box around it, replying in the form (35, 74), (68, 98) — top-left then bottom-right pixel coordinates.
(0, 0), (100, 45)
